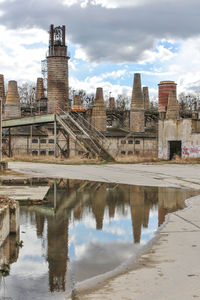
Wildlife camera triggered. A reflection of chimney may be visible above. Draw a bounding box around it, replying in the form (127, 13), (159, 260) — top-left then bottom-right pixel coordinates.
(166, 90), (179, 120)
(130, 186), (145, 243)
(36, 78), (45, 101)
(47, 216), (69, 292)
(4, 80), (21, 119)
(91, 87), (107, 132)
(35, 213), (45, 237)
(74, 205), (83, 220)
(130, 74), (145, 132)
(143, 87), (150, 109)
(108, 97), (116, 109)
(91, 185), (106, 230)
(0, 74), (6, 107)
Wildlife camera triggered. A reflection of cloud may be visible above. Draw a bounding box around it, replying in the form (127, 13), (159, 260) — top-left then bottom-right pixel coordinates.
(70, 240), (141, 283)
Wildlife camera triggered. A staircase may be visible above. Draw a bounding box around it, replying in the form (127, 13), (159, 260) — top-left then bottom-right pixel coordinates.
(56, 110), (115, 162)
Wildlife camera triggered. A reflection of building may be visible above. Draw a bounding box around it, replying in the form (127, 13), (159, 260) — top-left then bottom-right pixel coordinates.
(157, 187), (196, 226)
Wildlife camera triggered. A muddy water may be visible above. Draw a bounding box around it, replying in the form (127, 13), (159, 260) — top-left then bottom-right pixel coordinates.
(0, 180), (199, 299)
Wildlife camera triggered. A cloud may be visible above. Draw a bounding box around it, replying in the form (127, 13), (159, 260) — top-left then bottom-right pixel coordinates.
(1, 0), (200, 63)
(0, 25), (48, 83)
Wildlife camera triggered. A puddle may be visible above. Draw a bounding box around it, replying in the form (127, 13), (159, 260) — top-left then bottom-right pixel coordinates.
(0, 179), (199, 299)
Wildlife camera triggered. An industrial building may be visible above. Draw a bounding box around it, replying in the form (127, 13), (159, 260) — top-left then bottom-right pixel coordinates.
(0, 24), (200, 161)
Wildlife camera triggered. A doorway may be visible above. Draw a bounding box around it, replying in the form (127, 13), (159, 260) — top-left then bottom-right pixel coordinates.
(169, 141), (182, 160)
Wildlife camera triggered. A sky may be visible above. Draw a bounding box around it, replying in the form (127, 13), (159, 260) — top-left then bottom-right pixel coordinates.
(1, 0), (200, 101)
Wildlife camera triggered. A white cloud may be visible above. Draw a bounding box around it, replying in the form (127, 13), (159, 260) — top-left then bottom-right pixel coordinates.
(0, 26), (48, 84)
(70, 75), (132, 98)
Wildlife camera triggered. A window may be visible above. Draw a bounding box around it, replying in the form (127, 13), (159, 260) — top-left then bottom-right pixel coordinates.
(32, 150), (38, 155)
(40, 150), (46, 156)
(40, 139), (46, 144)
(135, 140), (140, 145)
(48, 151), (54, 155)
(2, 139), (6, 144)
(49, 139), (54, 144)
(128, 140), (133, 144)
(121, 151), (126, 155)
(121, 140), (126, 144)
(128, 151), (133, 155)
(32, 139), (38, 144)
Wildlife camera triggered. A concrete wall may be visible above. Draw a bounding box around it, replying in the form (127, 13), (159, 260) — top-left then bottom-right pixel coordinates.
(0, 203), (19, 247)
(70, 136), (157, 158)
(0, 206), (10, 247)
(158, 119), (200, 159)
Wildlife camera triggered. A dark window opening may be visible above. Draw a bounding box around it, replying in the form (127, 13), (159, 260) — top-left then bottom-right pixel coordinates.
(40, 150), (46, 156)
(48, 151), (54, 155)
(128, 151), (133, 155)
(32, 150), (38, 156)
(128, 140), (133, 144)
(135, 140), (140, 145)
(121, 151), (126, 155)
(32, 139), (38, 144)
(49, 139), (54, 144)
(40, 139), (46, 144)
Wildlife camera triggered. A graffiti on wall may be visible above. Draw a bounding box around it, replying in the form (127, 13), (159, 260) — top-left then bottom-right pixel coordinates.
(182, 145), (200, 156)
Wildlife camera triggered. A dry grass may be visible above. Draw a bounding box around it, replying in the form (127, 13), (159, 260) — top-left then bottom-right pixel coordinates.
(115, 154), (200, 164)
(3, 154), (200, 165)
(4, 154), (105, 165)
(115, 154), (160, 164)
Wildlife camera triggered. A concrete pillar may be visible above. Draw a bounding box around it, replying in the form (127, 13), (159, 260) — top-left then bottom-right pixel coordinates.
(166, 90), (180, 120)
(4, 80), (21, 119)
(130, 73), (145, 132)
(91, 87), (107, 132)
(143, 86), (150, 109)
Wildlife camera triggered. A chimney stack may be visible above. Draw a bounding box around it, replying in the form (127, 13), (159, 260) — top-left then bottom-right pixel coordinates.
(36, 78), (45, 101)
(91, 87), (107, 132)
(166, 90), (180, 120)
(130, 73), (145, 132)
(73, 95), (82, 106)
(143, 86), (150, 109)
(4, 80), (21, 119)
(0, 75), (6, 108)
(108, 97), (116, 109)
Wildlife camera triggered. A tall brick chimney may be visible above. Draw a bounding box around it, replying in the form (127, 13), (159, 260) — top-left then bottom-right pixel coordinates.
(108, 97), (116, 109)
(91, 87), (107, 132)
(47, 24), (70, 113)
(36, 77), (45, 101)
(73, 95), (82, 106)
(0, 75), (6, 109)
(130, 73), (145, 132)
(166, 90), (180, 120)
(143, 86), (150, 109)
(4, 81), (21, 119)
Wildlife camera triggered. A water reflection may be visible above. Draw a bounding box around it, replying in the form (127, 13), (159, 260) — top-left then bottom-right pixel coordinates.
(0, 180), (199, 299)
